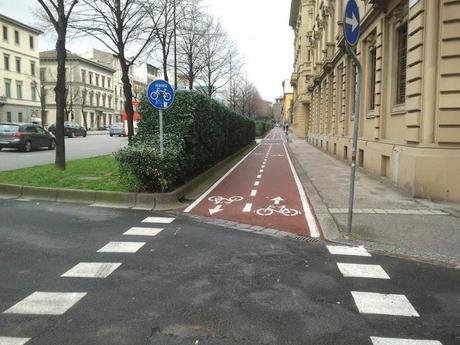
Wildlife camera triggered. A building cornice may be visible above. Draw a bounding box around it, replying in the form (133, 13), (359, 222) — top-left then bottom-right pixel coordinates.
(0, 14), (44, 35)
(289, 0), (300, 27)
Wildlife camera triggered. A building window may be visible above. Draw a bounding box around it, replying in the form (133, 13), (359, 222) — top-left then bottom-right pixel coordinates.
(7, 112), (12, 122)
(107, 78), (111, 89)
(29, 35), (34, 50)
(81, 69), (86, 83)
(40, 68), (46, 82)
(31, 83), (37, 101)
(89, 72), (93, 85)
(95, 74), (99, 87)
(14, 30), (19, 45)
(102, 76), (105, 88)
(18, 112), (23, 122)
(369, 47), (377, 110)
(16, 81), (23, 99)
(4, 54), (9, 70)
(396, 23), (408, 105)
(31, 61), (36, 76)
(2, 26), (7, 41)
(15, 57), (21, 73)
(4, 79), (11, 97)
(102, 94), (106, 108)
(90, 92), (94, 106)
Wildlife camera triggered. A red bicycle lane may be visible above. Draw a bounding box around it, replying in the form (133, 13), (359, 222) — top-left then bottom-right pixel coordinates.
(184, 129), (320, 237)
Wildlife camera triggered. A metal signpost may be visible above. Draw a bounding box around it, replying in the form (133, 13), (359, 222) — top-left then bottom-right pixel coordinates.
(343, 0), (362, 235)
(146, 79), (175, 157)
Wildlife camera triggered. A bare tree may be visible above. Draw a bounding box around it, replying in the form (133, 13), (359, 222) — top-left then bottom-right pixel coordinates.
(177, 0), (207, 90)
(234, 75), (261, 118)
(148, 0), (187, 83)
(199, 19), (232, 98)
(227, 48), (243, 111)
(37, 0), (78, 170)
(72, 0), (156, 139)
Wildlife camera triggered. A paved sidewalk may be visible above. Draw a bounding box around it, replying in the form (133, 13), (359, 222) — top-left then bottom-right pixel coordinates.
(288, 135), (460, 267)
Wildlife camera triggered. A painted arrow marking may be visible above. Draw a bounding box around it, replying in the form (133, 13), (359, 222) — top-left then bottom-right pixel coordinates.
(209, 204), (224, 215)
(346, 13), (359, 32)
(271, 197), (284, 205)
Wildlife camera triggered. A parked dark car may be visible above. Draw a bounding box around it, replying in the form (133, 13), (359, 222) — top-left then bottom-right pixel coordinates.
(48, 121), (87, 138)
(109, 122), (125, 137)
(0, 123), (56, 152)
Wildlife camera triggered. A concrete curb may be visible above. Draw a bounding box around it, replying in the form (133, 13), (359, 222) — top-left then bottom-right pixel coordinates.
(286, 143), (343, 241)
(0, 184), (23, 199)
(0, 143), (255, 210)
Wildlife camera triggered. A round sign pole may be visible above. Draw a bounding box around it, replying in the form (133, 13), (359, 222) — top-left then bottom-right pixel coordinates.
(343, 0), (362, 236)
(146, 79), (175, 158)
(159, 109), (164, 157)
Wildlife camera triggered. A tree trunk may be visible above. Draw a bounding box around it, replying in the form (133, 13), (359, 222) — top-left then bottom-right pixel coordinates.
(55, 31), (67, 170)
(163, 54), (169, 82)
(120, 60), (135, 139)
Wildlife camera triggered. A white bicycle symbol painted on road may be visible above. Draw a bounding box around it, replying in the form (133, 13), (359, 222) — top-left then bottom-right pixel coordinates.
(150, 89), (172, 101)
(256, 205), (301, 217)
(208, 196), (244, 205)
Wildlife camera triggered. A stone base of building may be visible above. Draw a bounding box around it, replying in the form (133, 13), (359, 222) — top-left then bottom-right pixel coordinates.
(307, 134), (460, 203)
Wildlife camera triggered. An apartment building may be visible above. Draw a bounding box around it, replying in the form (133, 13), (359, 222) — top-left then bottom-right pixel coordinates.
(82, 49), (162, 120)
(289, 0), (460, 202)
(39, 50), (116, 129)
(0, 14), (42, 124)
(282, 79), (294, 125)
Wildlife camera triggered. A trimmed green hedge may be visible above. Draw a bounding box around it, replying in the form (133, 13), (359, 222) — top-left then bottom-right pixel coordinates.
(255, 121), (273, 137)
(115, 91), (255, 192)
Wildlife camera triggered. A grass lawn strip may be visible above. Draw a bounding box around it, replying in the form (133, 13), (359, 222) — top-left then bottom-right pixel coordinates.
(0, 155), (128, 192)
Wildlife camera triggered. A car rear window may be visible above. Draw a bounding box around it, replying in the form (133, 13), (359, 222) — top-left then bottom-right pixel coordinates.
(0, 124), (19, 133)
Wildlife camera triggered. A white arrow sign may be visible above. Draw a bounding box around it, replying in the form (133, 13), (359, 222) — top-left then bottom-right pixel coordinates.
(346, 13), (359, 32)
(209, 204), (224, 215)
(271, 197), (284, 205)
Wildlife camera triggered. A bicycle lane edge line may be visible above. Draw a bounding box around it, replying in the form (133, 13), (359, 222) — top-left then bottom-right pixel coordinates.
(184, 144), (261, 213)
(283, 143), (321, 238)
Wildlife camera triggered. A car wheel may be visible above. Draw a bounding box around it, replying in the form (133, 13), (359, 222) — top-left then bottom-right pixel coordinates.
(48, 139), (56, 150)
(23, 141), (32, 152)
(69, 131), (75, 138)
(110, 134), (113, 137)
(83, 132), (87, 138)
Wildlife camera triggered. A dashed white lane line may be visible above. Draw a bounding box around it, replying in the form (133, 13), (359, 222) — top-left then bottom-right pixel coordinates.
(142, 217), (175, 224)
(337, 263), (390, 279)
(250, 190), (257, 197)
(0, 337), (31, 345)
(61, 262), (122, 278)
(184, 145), (259, 213)
(327, 245), (371, 257)
(97, 241), (146, 253)
(351, 292), (420, 317)
(257, 174), (262, 179)
(3, 292), (87, 315)
(243, 203), (253, 213)
(370, 337), (442, 345)
(261, 165), (266, 169)
(254, 181), (260, 187)
(124, 227), (163, 236)
(260, 169), (264, 173)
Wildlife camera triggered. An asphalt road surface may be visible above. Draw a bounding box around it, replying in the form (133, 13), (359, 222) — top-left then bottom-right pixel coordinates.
(0, 135), (128, 172)
(185, 128), (319, 237)
(0, 199), (458, 345)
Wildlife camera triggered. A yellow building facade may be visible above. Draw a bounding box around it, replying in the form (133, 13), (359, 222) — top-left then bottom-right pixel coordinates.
(289, 0), (460, 203)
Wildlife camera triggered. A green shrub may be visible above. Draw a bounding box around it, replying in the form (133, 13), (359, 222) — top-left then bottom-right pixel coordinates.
(115, 91), (255, 193)
(255, 121), (273, 137)
(135, 91), (255, 175)
(114, 133), (185, 193)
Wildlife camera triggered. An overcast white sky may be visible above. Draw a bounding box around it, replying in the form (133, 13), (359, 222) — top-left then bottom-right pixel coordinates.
(0, 0), (293, 101)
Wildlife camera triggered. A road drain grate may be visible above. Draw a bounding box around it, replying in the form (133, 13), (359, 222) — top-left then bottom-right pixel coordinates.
(292, 236), (321, 243)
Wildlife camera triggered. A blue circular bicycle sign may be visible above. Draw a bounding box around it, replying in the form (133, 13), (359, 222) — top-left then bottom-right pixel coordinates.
(147, 79), (175, 110)
(343, 0), (360, 47)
